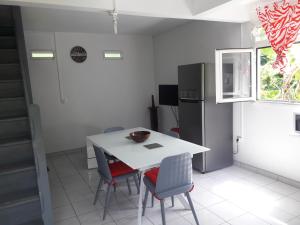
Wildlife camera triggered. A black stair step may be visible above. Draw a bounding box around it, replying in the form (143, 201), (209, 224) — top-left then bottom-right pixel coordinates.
(0, 49), (19, 64)
(0, 26), (14, 36)
(0, 161), (35, 176)
(0, 63), (21, 80)
(0, 116), (28, 122)
(0, 6), (13, 27)
(0, 36), (16, 49)
(0, 79), (24, 98)
(0, 188), (38, 209)
(0, 116), (31, 140)
(0, 97), (27, 119)
(20, 219), (44, 225)
(0, 136), (31, 146)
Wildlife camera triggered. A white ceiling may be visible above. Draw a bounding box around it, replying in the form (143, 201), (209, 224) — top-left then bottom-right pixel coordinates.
(21, 7), (189, 35)
(6, 0), (260, 35)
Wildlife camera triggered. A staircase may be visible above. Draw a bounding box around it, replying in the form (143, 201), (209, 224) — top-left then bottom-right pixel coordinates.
(0, 6), (52, 225)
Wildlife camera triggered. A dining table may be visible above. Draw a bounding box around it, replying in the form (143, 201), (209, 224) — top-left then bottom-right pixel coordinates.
(86, 127), (210, 225)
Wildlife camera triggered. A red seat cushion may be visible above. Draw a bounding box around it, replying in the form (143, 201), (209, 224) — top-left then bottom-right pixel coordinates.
(145, 167), (160, 185)
(145, 167), (195, 193)
(109, 161), (135, 177)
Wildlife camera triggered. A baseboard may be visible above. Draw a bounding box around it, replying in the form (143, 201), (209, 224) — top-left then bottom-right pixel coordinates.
(234, 160), (300, 189)
(46, 147), (85, 158)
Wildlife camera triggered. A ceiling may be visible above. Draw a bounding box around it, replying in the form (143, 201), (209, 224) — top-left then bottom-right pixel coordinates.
(21, 7), (189, 35)
(7, 0), (260, 35)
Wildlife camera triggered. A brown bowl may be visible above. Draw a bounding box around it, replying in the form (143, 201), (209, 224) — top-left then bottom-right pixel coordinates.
(129, 131), (150, 143)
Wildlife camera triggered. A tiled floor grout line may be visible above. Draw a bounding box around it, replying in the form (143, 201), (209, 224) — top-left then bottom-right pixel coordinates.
(50, 152), (85, 225)
(48, 151), (300, 225)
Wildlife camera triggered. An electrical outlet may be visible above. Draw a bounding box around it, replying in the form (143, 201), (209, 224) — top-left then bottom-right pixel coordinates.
(236, 136), (242, 142)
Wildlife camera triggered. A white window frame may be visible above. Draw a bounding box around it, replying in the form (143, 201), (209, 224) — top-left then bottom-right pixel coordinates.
(215, 48), (256, 103)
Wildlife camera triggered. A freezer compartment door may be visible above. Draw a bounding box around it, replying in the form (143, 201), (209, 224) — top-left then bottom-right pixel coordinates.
(204, 101), (233, 172)
(179, 101), (203, 145)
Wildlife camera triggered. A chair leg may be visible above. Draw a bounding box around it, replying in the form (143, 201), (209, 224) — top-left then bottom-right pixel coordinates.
(160, 199), (166, 225)
(93, 177), (103, 205)
(151, 195), (154, 207)
(171, 196), (175, 207)
(113, 184), (117, 192)
(126, 178), (132, 195)
(142, 188), (149, 216)
(133, 174), (140, 194)
(103, 183), (112, 220)
(186, 192), (199, 225)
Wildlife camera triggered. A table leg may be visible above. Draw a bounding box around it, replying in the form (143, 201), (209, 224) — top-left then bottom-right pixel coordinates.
(176, 194), (191, 210)
(137, 170), (145, 225)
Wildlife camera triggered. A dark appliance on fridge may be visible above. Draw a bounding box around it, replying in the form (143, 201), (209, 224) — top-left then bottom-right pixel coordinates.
(178, 63), (233, 173)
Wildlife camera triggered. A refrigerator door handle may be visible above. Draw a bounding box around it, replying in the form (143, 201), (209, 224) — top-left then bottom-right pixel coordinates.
(179, 98), (201, 103)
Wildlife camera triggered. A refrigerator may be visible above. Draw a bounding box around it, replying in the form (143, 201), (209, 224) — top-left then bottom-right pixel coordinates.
(178, 63), (233, 173)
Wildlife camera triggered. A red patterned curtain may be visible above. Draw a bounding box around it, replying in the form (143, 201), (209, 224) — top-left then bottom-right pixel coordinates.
(257, 0), (300, 73)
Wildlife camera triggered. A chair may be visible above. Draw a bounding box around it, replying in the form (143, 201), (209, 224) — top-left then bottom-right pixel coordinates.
(93, 145), (140, 220)
(104, 126), (125, 133)
(142, 153), (199, 225)
(149, 129), (179, 207)
(165, 130), (180, 138)
(103, 126), (125, 162)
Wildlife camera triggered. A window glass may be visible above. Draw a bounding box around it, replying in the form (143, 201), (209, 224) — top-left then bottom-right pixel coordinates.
(257, 42), (300, 102)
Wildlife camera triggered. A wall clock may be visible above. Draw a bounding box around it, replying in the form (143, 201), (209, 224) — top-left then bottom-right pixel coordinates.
(70, 46), (87, 63)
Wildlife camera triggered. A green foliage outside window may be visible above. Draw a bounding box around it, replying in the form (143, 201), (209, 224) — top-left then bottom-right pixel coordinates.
(258, 43), (300, 102)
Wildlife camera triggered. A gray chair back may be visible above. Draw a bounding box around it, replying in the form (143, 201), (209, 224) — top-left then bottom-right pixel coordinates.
(93, 145), (112, 182)
(165, 130), (179, 138)
(155, 152), (193, 198)
(104, 127), (124, 133)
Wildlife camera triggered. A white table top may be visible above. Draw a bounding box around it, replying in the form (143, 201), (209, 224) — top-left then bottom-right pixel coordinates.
(87, 127), (210, 170)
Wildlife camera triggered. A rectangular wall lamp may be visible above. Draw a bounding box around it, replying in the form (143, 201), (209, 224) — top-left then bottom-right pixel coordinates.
(103, 51), (123, 60)
(31, 50), (55, 59)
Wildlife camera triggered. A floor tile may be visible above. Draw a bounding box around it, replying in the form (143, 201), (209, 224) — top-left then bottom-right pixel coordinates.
(71, 197), (102, 216)
(190, 189), (224, 207)
(244, 173), (277, 186)
(251, 205), (295, 225)
(47, 155), (300, 225)
(145, 204), (182, 225)
(78, 210), (114, 225)
(208, 201), (245, 221)
(66, 186), (94, 203)
(288, 216), (300, 225)
(276, 197), (300, 216)
(289, 191), (300, 202)
(51, 186), (71, 209)
(55, 217), (81, 225)
(184, 209), (225, 225)
(228, 213), (269, 225)
(266, 182), (299, 196)
(114, 215), (153, 225)
(53, 205), (76, 222)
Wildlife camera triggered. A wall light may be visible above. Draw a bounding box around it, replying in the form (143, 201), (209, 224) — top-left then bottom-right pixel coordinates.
(103, 51), (123, 60)
(31, 50), (55, 59)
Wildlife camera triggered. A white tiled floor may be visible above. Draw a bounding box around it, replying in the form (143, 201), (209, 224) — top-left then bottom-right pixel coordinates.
(47, 149), (300, 225)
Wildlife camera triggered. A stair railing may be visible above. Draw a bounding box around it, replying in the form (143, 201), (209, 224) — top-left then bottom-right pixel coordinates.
(29, 104), (53, 225)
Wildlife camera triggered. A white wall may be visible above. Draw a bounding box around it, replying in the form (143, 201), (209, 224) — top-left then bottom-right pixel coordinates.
(233, 23), (300, 182)
(25, 31), (155, 153)
(153, 21), (242, 131)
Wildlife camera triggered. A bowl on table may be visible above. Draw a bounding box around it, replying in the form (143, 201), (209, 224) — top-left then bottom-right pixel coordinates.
(129, 131), (150, 143)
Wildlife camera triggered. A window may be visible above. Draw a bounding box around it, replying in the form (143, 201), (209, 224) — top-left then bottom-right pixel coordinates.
(215, 49), (256, 103)
(257, 42), (300, 102)
(31, 50), (55, 59)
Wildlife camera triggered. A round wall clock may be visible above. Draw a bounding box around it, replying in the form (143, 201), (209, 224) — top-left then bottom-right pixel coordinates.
(70, 46), (87, 63)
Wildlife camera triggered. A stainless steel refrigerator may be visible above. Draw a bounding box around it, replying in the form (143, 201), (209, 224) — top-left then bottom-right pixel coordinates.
(178, 63), (233, 173)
